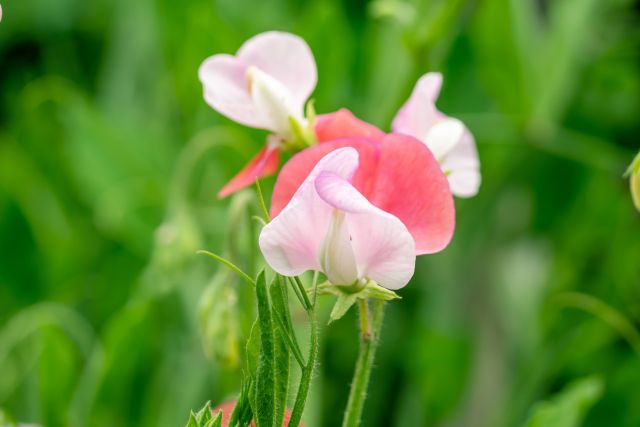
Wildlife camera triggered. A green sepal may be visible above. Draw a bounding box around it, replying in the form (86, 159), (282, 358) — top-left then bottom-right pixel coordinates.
(185, 401), (213, 427)
(316, 280), (400, 323)
(305, 99), (317, 131)
(329, 294), (359, 323)
(205, 410), (222, 427)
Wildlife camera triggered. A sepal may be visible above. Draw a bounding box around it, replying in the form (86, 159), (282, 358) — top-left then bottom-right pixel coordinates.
(315, 280), (400, 323)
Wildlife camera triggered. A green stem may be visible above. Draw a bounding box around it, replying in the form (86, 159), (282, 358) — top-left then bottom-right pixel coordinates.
(288, 307), (318, 426)
(342, 300), (386, 427)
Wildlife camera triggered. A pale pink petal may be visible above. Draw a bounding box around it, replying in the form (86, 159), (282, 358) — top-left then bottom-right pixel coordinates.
(370, 134), (455, 255)
(198, 55), (270, 129)
(259, 149), (358, 277)
(315, 109), (385, 142)
(441, 129), (481, 197)
(392, 72), (443, 139)
(218, 144), (279, 198)
(315, 172), (415, 289)
(238, 31), (317, 108)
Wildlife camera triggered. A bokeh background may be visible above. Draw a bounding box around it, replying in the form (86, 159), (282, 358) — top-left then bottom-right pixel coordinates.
(1, 0), (639, 426)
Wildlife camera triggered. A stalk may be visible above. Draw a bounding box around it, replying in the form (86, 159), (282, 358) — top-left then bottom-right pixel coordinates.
(341, 300), (386, 427)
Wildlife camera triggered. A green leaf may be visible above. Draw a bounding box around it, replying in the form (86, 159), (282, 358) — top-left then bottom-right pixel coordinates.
(269, 277), (291, 427)
(230, 379), (255, 427)
(254, 270), (275, 427)
(522, 376), (604, 427)
(186, 412), (198, 427)
(205, 410), (222, 427)
(329, 294), (359, 323)
(185, 401), (213, 427)
(246, 318), (261, 379)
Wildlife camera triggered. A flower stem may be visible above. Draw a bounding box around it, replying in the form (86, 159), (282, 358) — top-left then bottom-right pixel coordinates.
(288, 306), (318, 426)
(341, 300), (386, 427)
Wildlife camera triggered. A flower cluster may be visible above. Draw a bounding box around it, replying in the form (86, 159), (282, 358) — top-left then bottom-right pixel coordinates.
(199, 31), (480, 294)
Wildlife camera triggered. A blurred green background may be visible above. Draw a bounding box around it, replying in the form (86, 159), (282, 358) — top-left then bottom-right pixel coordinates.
(1, 0), (639, 426)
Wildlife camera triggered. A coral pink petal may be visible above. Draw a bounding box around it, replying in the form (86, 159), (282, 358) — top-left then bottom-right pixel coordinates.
(237, 31), (317, 106)
(315, 109), (385, 143)
(270, 139), (379, 218)
(218, 145), (279, 198)
(370, 134), (455, 254)
(271, 135), (455, 254)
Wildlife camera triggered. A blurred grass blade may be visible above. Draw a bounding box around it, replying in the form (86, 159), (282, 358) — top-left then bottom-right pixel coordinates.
(555, 292), (640, 357)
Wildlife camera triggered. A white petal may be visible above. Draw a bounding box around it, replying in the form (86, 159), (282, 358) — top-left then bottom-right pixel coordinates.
(422, 118), (465, 161)
(247, 66), (303, 136)
(238, 31), (317, 109)
(320, 211), (358, 285)
(441, 130), (481, 198)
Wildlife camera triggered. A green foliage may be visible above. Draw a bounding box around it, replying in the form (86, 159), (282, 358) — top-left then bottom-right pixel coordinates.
(0, 0), (639, 426)
(253, 271), (276, 427)
(185, 401), (222, 427)
(523, 377), (604, 427)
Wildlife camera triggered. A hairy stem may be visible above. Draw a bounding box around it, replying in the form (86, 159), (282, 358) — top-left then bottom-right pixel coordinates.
(288, 306), (318, 426)
(342, 300), (386, 427)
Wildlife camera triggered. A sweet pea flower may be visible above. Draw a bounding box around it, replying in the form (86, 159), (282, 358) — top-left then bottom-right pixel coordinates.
(392, 72), (481, 198)
(260, 148), (416, 290)
(271, 111), (455, 255)
(198, 32), (317, 197)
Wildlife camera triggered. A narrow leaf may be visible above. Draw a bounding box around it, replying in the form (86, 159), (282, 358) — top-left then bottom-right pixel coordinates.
(270, 277), (291, 427)
(255, 271), (276, 427)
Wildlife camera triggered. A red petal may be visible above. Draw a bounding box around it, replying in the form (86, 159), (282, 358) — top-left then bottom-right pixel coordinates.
(271, 134), (455, 254)
(315, 109), (385, 142)
(218, 145), (280, 198)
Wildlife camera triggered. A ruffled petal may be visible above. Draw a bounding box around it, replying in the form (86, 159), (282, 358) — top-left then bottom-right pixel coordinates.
(237, 31), (317, 108)
(271, 135), (455, 255)
(371, 134), (455, 254)
(218, 144), (280, 198)
(315, 109), (385, 142)
(392, 72), (443, 139)
(259, 148), (359, 277)
(315, 171), (415, 289)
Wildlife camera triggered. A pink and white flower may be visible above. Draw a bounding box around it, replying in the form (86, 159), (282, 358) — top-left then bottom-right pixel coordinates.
(198, 31), (317, 197)
(271, 115), (456, 255)
(259, 148), (416, 290)
(392, 72), (481, 198)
